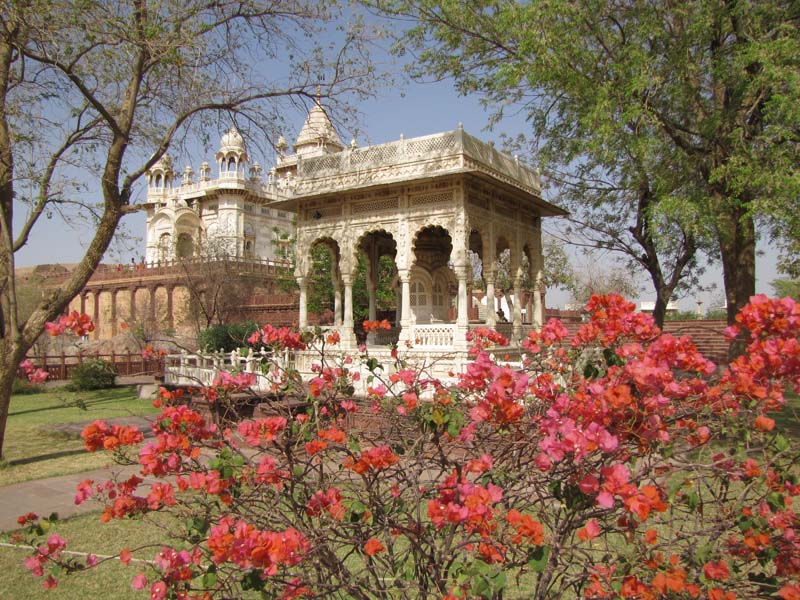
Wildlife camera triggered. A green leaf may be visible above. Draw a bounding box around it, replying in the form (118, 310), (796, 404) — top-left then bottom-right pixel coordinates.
(775, 434), (790, 452)
(527, 545), (550, 573)
(203, 565), (217, 588)
(686, 491), (699, 512)
(241, 570), (265, 591)
(447, 411), (465, 438)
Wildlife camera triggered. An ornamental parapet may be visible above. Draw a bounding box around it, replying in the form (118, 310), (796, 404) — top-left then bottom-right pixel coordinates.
(290, 128), (544, 200)
(78, 257), (290, 286)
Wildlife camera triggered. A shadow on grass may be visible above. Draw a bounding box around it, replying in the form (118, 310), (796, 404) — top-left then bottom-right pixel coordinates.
(2, 448), (89, 467)
(772, 391), (800, 440)
(9, 387), (139, 417)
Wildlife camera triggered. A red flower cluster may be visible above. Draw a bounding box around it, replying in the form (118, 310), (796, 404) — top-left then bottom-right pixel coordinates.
(306, 487), (346, 521)
(139, 406), (218, 476)
(428, 470), (503, 537)
(19, 359), (48, 384)
(44, 311), (94, 337)
(248, 324), (306, 350)
(505, 509), (544, 545)
(466, 327), (509, 353)
(522, 318), (569, 353)
(343, 446), (400, 475)
(362, 319), (391, 332)
(572, 294), (659, 347)
(24, 533), (67, 586)
(207, 516), (309, 576)
(238, 417), (287, 447)
(81, 420), (144, 452)
(142, 344), (167, 359)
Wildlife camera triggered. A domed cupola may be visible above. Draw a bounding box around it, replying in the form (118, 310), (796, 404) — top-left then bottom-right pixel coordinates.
(294, 102), (344, 158)
(147, 154), (174, 194)
(215, 126), (248, 178)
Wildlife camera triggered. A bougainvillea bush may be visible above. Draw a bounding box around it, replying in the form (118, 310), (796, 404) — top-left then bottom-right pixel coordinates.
(14, 295), (800, 599)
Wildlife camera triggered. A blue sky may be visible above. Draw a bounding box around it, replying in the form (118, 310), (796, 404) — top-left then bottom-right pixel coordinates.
(12, 55), (780, 312)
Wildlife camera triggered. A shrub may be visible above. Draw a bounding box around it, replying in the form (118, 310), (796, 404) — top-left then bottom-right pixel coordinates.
(11, 378), (44, 395)
(198, 321), (258, 353)
(18, 295), (800, 600)
(68, 359), (116, 391)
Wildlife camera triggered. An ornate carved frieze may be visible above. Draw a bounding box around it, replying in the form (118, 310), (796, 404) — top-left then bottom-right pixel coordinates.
(352, 197), (399, 214)
(409, 190), (453, 207)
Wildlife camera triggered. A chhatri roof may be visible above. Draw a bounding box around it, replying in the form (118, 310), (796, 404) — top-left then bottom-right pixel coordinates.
(218, 126), (247, 155)
(294, 103), (343, 151)
(274, 126), (566, 217)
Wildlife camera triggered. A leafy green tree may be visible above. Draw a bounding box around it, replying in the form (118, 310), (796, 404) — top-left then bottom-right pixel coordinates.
(541, 236), (574, 293)
(0, 0), (377, 458)
(771, 278), (800, 301)
(567, 266), (641, 308)
(353, 253), (397, 324)
(377, 0), (799, 330)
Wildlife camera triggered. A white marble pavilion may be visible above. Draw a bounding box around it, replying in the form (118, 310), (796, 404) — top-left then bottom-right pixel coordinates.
(270, 102), (566, 358)
(161, 101), (567, 389)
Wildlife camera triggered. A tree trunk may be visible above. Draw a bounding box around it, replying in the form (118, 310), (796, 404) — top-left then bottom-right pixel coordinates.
(718, 209), (756, 359)
(651, 295), (667, 329)
(0, 344), (24, 459)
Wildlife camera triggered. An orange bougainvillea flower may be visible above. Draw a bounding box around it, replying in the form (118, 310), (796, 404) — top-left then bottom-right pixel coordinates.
(778, 584), (800, 600)
(754, 415), (776, 431)
(703, 560), (730, 582)
(364, 538), (385, 556)
(577, 519), (601, 541)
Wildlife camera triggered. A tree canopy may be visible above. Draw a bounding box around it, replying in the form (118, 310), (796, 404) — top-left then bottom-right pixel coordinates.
(376, 0), (800, 330)
(0, 0), (378, 458)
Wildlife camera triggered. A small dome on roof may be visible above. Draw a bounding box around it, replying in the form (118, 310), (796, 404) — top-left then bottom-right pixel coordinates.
(219, 126), (246, 154)
(151, 154), (173, 172)
(294, 103), (343, 153)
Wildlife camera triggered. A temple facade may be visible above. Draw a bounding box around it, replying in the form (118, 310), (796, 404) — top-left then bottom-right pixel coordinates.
(164, 102), (567, 389)
(143, 127), (294, 264)
(270, 102), (566, 355)
(76, 101), (565, 363)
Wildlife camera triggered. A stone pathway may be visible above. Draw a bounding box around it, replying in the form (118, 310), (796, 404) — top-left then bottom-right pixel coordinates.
(0, 415), (156, 533)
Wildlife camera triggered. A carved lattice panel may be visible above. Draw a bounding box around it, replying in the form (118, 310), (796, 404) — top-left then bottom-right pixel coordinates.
(406, 133), (456, 156)
(350, 144), (398, 167)
(411, 191), (453, 206)
(352, 198), (399, 214)
(302, 154), (342, 177)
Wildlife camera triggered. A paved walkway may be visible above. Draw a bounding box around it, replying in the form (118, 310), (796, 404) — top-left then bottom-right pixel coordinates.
(0, 413), (157, 533)
(0, 464), (151, 532)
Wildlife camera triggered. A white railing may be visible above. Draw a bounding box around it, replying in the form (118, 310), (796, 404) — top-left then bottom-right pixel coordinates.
(411, 324), (456, 348)
(164, 348), (295, 392)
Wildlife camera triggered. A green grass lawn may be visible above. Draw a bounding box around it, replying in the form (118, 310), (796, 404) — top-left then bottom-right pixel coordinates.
(0, 512), (170, 600)
(0, 386), (157, 486)
(772, 389), (800, 439)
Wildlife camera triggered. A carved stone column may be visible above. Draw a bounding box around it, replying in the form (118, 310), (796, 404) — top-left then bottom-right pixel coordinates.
(110, 289), (118, 337)
(92, 292), (100, 340)
(456, 267), (469, 328)
(398, 269), (412, 344)
(341, 271), (355, 347)
(166, 285), (175, 331)
(297, 276), (308, 329)
(532, 286), (542, 329)
(129, 287), (137, 324)
(512, 274), (523, 342)
(332, 262), (342, 326)
(484, 277), (496, 328)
